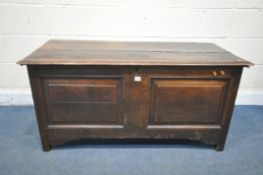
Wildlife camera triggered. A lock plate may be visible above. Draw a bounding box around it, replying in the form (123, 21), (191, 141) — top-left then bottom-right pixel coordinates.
(134, 75), (142, 82)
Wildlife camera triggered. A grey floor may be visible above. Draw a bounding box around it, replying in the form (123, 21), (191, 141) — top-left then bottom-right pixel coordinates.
(0, 105), (262, 175)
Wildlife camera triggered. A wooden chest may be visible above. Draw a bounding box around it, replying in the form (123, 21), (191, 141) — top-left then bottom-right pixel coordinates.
(18, 40), (252, 151)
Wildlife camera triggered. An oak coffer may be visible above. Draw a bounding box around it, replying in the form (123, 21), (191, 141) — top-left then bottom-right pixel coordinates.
(17, 40), (253, 151)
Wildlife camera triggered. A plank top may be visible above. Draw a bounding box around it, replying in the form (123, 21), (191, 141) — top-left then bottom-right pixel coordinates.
(17, 40), (253, 66)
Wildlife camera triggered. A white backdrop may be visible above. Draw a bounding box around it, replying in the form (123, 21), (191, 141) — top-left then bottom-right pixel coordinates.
(0, 0), (262, 104)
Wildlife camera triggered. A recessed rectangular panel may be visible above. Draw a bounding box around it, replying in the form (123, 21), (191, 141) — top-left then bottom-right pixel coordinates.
(149, 78), (229, 125)
(43, 78), (123, 124)
(49, 82), (118, 103)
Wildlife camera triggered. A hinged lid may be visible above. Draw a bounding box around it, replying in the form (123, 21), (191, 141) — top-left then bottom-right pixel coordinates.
(17, 40), (253, 67)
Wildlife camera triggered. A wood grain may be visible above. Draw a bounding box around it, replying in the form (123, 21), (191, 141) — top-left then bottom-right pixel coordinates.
(18, 40), (253, 66)
(19, 40), (252, 151)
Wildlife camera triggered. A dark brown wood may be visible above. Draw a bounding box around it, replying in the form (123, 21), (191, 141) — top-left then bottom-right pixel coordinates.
(17, 40), (253, 66)
(43, 78), (123, 124)
(27, 66), (51, 151)
(18, 40), (252, 151)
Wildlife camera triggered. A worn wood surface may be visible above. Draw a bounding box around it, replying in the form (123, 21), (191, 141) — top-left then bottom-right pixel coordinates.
(18, 40), (251, 151)
(25, 65), (243, 151)
(18, 40), (253, 66)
